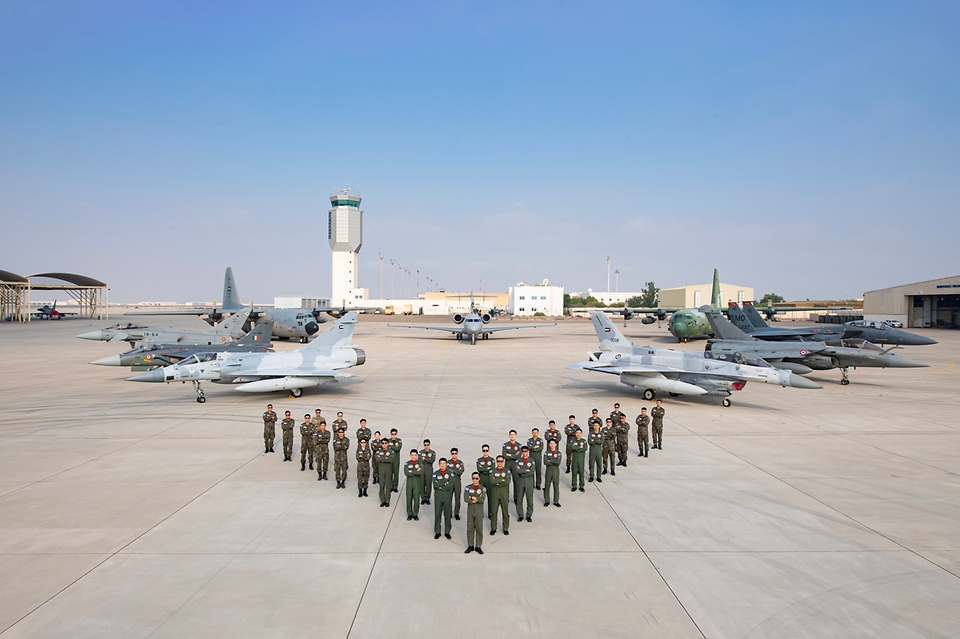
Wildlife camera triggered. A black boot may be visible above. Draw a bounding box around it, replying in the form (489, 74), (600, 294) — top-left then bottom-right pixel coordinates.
(265, 447), (269, 454)
(611, 469), (616, 476)
(317, 474), (322, 481)
(359, 489), (363, 498)
(309, 462), (314, 470)
(301, 462), (305, 471)
(323, 472), (328, 481)
(363, 489), (368, 497)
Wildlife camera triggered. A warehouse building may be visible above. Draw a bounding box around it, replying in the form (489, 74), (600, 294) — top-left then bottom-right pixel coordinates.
(658, 282), (753, 309)
(864, 275), (960, 328)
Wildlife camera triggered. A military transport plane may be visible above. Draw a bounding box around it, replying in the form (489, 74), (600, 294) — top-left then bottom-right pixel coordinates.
(568, 312), (820, 407)
(91, 318), (274, 369)
(702, 307), (928, 385)
(77, 307), (251, 347)
(388, 295), (556, 345)
(127, 313), (364, 402)
(730, 303), (937, 346)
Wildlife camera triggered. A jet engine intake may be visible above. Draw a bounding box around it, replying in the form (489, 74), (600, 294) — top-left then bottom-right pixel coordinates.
(453, 313), (465, 324)
(480, 313), (492, 324)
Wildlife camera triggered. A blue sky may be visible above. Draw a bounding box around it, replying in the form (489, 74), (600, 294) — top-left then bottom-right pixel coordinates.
(2, 1), (957, 303)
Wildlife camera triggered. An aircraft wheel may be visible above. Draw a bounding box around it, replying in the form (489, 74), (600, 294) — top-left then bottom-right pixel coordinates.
(300, 337), (308, 344)
(642, 389), (655, 401)
(471, 335), (477, 345)
(722, 398), (731, 407)
(840, 379), (850, 386)
(290, 388), (303, 398)
(197, 395), (206, 404)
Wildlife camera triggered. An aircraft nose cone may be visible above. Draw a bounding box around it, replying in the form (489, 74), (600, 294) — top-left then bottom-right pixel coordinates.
(126, 369), (165, 382)
(787, 373), (823, 389)
(91, 355), (121, 366)
(77, 330), (103, 341)
(904, 333), (938, 346)
(886, 355), (929, 368)
(305, 321), (320, 335)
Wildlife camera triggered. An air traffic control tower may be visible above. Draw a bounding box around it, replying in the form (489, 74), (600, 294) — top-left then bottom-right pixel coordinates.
(328, 189), (367, 305)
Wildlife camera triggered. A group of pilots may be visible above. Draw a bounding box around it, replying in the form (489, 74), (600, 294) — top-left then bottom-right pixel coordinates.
(260, 400), (667, 554)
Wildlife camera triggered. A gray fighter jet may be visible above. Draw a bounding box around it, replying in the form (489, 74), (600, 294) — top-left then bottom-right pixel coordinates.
(127, 313), (364, 402)
(91, 318), (274, 369)
(567, 311), (820, 407)
(388, 294), (556, 345)
(702, 307), (928, 385)
(729, 303), (937, 346)
(77, 307), (252, 347)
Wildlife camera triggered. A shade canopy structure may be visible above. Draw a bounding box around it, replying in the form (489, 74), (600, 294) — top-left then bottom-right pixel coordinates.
(1, 269), (30, 322)
(1, 271), (109, 322)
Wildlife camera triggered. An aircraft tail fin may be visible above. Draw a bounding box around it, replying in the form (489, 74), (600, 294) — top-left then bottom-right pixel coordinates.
(301, 312), (357, 351)
(726, 304), (757, 334)
(222, 267), (242, 312)
(591, 311), (630, 352)
(213, 307), (251, 337)
(710, 269), (721, 308)
(238, 318), (273, 346)
(702, 306), (753, 341)
(741, 302), (770, 329)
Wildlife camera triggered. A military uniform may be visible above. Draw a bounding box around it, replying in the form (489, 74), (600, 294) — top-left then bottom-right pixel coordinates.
(403, 459), (424, 518)
(376, 448), (394, 505)
(419, 448), (437, 504)
(502, 440), (521, 499)
(389, 437), (403, 491)
(610, 409), (625, 427)
(299, 421), (316, 470)
(564, 422), (579, 472)
(587, 429), (604, 481)
(543, 448), (562, 505)
(315, 428), (331, 478)
(526, 435), (544, 489)
(332, 418), (348, 434)
(356, 445), (371, 496)
(489, 467), (511, 533)
(449, 458), (465, 519)
(514, 456), (535, 520)
(476, 455), (495, 518)
(616, 417), (630, 465)
(356, 426), (371, 446)
(651, 406), (665, 449)
(569, 437), (587, 490)
(262, 410), (277, 453)
(432, 468), (454, 536)
(636, 414), (650, 457)
(465, 484), (486, 552)
(371, 436), (381, 483)
(544, 427), (562, 455)
(280, 417), (295, 460)
(602, 424), (617, 474)
(333, 433), (350, 485)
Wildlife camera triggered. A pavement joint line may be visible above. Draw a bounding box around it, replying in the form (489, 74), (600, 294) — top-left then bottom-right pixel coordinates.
(345, 348), (451, 639)
(592, 473), (708, 639)
(697, 435), (960, 583)
(0, 436), (266, 637)
(820, 430), (960, 479)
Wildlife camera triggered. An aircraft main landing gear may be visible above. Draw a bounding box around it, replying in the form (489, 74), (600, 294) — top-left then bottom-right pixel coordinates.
(722, 398), (731, 407)
(289, 387), (302, 398)
(840, 368), (850, 386)
(192, 380), (206, 403)
(642, 389), (656, 401)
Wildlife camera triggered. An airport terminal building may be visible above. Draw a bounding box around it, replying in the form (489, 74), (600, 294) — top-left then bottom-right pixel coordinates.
(864, 275), (960, 328)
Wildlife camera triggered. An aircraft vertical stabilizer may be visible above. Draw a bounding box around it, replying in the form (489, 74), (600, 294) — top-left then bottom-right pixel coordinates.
(741, 303), (770, 329)
(301, 312), (357, 351)
(237, 318), (274, 346)
(222, 267), (242, 312)
(214, 307), (251, 337)
(726, 304), (757, 334)
(591, 311), (630, 352)
(710, 268), (721, 308)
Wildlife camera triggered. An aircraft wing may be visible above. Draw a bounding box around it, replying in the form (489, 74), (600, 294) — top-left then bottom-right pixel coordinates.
(125, 308), (217, 317)
(387, 323), (462, 333)
(567, 361), (681, 375)
(481, 322), (557, 332)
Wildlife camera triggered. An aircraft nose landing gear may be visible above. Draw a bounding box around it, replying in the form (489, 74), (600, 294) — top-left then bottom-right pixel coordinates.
(289, 387), (303, 398)
(722, 398), (731, 407)
(192, 380), (206, 403)
(840, 367), (851, 386)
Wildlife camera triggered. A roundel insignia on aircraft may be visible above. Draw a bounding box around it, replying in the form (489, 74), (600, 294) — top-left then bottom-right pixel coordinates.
(799, 349), (809, 356)
(144, 354), (153, 362)
(615, 354), (622, 359)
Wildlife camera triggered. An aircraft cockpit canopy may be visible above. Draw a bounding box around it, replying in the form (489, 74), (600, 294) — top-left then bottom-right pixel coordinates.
(704, 351), (772, 368)
(178, 353), (218, 366)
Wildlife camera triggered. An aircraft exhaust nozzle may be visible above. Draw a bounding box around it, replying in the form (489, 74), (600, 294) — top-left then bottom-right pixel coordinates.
(775, 362), (813, 375)
(126, 369), (165, 383)
(305, 321), (320, 336)
(783, 373), (822, 390)
(91, 355), (122, 367)
(234, 377), (326, 393)
(353, 348), (366, 366)
(77, 330), (106, 341)
(620, 374), (708, 396)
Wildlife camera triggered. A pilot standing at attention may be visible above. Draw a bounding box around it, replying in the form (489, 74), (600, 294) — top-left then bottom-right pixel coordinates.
(280, 411), (295, 461)
(262, 404), (277, 454)
(651, 400), (666, 450)
(300, 414), (316, 472)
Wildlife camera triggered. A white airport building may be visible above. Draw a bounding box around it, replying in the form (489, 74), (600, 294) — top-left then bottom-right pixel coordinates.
(508, 281), (564, 316)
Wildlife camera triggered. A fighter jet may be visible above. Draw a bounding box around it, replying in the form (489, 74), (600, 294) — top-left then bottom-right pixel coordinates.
(127, 313), (364, 402)
(567, 311), (821, 407)
(388, 294), (556, 345)
(33, 301), (77, 320)
(77, 307), (251, 347)
(730, 303), (937, 346)
(91, 318), (274, 369)
(702, 307), (928, 385)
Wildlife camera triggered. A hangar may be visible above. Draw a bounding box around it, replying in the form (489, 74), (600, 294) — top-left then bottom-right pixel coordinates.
(864, 275), (960, 329)
(0, 271), (108, 321)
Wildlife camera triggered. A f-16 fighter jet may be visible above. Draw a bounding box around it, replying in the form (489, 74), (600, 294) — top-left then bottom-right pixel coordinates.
(127, 313), (364, 402)
(568, 311), (821, 407)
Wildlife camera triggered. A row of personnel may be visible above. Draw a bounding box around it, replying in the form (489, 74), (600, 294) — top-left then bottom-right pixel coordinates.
(260, 402), (667, 553)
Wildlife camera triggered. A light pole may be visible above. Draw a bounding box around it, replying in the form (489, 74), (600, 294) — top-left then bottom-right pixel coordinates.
(390, 259), (395, 299)
(615, 269), (620, 293)
(606, 256), (611, 293)
(379, 253), (383, 300)
(416, 270), (420, 297)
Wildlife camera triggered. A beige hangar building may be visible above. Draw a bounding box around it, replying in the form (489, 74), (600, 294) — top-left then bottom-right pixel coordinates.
(864, 275), (960, 328)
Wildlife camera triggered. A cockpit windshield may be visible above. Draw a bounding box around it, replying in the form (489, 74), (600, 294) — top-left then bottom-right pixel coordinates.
(838, 339), (883, 352)
(704, 351), (772, 368)
(178, 352), (218, 366)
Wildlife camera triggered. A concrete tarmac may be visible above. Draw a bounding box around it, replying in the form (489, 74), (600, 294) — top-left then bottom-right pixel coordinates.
(0, 312), (958, 638)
